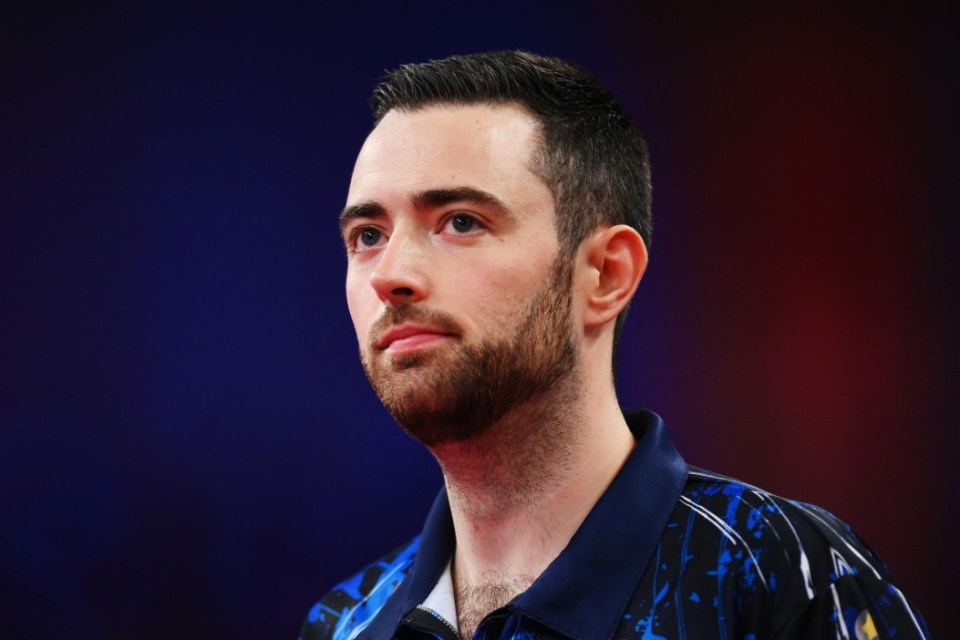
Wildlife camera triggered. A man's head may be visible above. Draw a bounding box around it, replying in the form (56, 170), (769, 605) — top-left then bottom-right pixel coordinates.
(341, 52), (649, 445)
(370, 51), (652, 345)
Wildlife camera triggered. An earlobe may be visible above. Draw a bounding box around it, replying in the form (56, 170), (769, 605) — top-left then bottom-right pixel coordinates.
(583, 225), (648, 329)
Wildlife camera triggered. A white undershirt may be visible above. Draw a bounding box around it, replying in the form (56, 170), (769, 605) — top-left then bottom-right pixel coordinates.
(420, 559), (458, 630)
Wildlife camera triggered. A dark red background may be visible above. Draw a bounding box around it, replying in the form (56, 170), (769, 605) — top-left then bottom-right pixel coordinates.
(2, 3), (955, 638)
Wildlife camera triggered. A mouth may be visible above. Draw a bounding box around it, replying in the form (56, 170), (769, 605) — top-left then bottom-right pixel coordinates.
(375, 324), (457, 355)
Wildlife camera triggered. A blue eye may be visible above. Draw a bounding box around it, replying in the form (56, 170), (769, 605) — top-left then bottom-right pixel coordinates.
(359, 228), (382, 247)
(449, 215), (477, 233)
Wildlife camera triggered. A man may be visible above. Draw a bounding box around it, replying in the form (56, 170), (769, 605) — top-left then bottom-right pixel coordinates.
(301, 52), (927, 639)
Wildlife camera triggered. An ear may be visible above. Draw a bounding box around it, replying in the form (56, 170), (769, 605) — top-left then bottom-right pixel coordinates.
(582, 225), (648, 329)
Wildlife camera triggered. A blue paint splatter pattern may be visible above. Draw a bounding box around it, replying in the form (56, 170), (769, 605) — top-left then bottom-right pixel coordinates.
(616, 468), (928, 639)
(301, 538), (420, 640)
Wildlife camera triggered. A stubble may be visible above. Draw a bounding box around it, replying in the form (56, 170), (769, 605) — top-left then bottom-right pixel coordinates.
(360, 256), (579, 446)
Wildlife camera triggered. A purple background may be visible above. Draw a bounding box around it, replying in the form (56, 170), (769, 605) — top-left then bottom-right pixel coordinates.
(2, 3), (955, 638)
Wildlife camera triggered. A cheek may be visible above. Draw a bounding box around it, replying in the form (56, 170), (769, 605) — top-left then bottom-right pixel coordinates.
(466, 265), (545, 330)
(345, 273), (372, 341)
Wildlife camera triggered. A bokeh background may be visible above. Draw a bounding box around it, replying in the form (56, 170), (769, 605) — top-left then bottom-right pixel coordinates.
(2, 2), (956, 638)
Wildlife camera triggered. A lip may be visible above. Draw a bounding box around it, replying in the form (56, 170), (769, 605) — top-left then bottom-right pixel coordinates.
(375, 324), (456, 354)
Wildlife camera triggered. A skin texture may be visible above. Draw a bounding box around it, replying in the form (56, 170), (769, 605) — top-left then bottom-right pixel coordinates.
(357, 253), (579, 447)
(342, 103), (648, 638)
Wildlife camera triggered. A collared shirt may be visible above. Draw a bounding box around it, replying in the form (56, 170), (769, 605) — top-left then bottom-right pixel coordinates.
(300, 411), (928, 639)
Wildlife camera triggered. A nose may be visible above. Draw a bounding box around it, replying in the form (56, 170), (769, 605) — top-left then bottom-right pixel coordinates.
(368, 231), (429, 304)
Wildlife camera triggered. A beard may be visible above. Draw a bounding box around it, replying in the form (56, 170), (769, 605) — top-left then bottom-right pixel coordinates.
(360, 257), (579, 446)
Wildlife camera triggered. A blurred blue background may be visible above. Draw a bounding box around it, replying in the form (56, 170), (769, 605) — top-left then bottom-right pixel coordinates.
(2, 2), (956, 638)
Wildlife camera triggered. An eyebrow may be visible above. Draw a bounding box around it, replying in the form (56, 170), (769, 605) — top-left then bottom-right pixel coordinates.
(411, 187), (513, 220)
(339, 186), (515, 236)
(338, 202), (385, 236)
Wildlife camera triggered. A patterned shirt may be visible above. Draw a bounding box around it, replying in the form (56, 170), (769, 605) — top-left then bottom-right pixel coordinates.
(300, 411), (928, 639)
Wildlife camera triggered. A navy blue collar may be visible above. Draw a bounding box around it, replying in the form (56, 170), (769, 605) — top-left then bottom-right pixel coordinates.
(358, 410), (689, 640)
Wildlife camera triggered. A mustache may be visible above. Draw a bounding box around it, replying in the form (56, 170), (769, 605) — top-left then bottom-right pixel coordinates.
(368, 304), (464, 348)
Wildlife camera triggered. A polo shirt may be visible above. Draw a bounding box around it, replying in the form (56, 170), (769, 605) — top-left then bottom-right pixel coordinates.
(300, 410), (928, 639)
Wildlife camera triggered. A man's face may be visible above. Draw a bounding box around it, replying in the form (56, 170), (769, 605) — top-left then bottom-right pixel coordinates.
(342, 104), (579, 445)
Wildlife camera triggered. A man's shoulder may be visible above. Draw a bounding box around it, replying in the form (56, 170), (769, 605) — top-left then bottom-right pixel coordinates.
(679, 466), (889, 582)
(652, 466), (929, 638)
(298, 537), (420, 640)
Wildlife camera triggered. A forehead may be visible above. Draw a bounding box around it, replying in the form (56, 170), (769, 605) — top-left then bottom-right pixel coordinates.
(348, 103), (548, 205)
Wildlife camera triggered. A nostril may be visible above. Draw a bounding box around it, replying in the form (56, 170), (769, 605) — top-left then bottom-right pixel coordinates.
(391, 286), (415, 296)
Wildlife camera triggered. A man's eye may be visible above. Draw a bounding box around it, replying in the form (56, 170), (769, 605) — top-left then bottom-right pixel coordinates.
(351, 227), (384, 251)
(446, 214), (480, 234)
(360, 228), (381, 245)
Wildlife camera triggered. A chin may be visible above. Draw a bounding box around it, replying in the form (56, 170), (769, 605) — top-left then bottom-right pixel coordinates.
(387, 350), (432, 370)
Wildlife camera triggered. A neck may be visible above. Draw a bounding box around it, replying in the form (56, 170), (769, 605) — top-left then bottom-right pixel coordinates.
(427, 374), (634, 635)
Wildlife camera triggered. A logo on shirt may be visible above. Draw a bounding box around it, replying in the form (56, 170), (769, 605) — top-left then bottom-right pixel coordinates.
(855, 609), (879, 640)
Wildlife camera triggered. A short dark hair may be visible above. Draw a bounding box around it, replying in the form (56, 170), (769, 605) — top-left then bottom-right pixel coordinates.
(370, 51), (651, 351)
